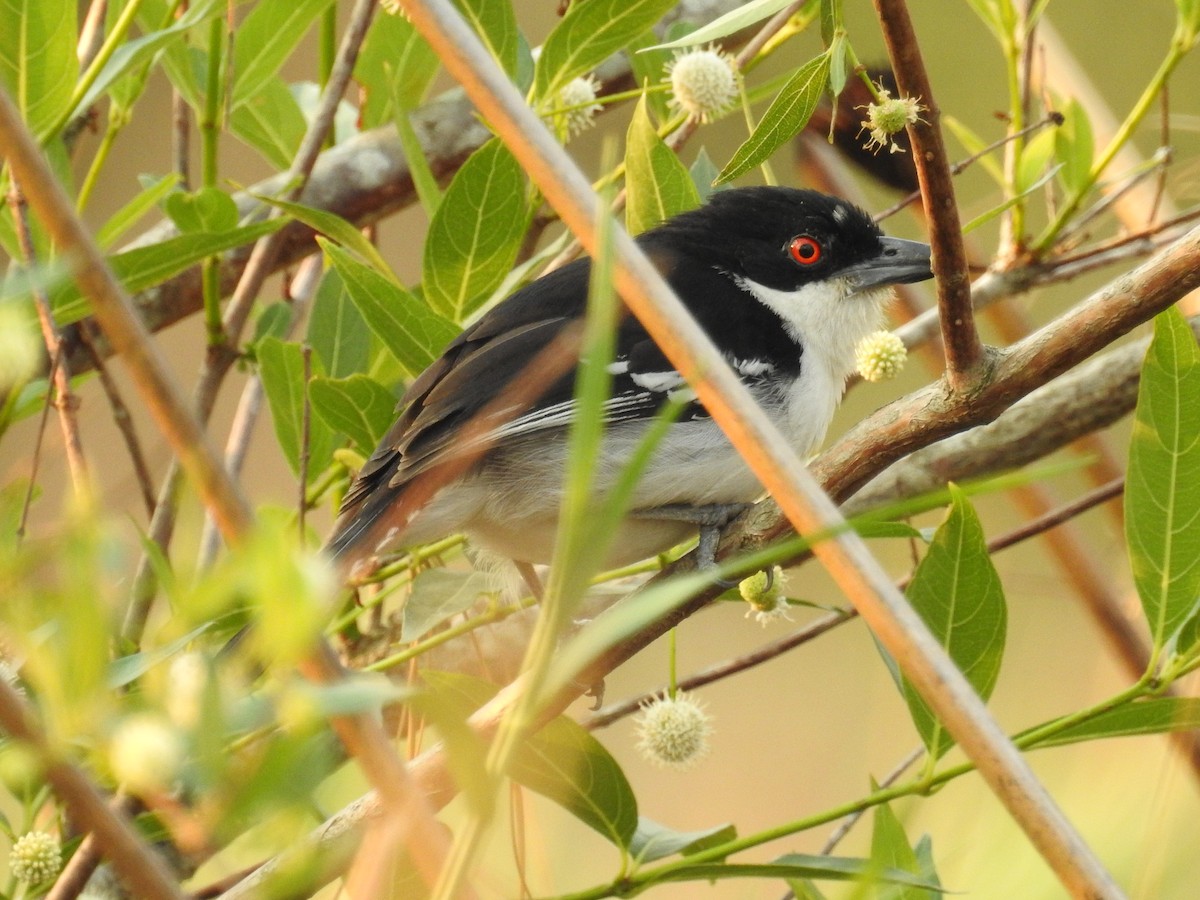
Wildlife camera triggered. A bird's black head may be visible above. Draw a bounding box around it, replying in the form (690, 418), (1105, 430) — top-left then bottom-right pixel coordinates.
(644, 186), (932, 295)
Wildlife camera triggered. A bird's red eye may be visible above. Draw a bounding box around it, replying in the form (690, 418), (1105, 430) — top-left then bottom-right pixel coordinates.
(788, 235), (822, 266)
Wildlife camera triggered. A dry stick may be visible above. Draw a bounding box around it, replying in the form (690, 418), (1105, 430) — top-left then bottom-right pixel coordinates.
(123, 0), (379, 644)
(9, 180), (91, 494)
(873, 0), (982, 388)
(399, 2), (1120, 897)
(77, 323), (158, 517)
(17, 349), (62, 541)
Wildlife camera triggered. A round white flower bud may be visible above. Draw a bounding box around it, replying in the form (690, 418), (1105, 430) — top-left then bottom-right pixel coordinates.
(635, 691), (713, 771)
(9, 831), (62, 885)
(855, 330), (908, 382)
(666, 47), (738, 123)
(108, 713), (184, 795)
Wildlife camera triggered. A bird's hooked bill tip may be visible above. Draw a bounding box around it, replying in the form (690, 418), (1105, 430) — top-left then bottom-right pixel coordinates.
(845, 236), (934, 294)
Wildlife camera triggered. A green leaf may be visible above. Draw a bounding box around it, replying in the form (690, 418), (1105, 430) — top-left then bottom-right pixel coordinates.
(453, 0), (519, 78)
(1036, 698), (1200, 748)
(716, 53), (830, 185)
(230, 77), (307, 169)
(1054, 98), (1094, 195)
(107, 624), (212, 688)
(895, 484), (1007, 759)
(639, 0), (798, 51)
(871, 799), (937, 900)
(0, 0), (77, 138)
(631, 817), (737, 864)
(1015, 126), (1057, 195)
(401, 569), (491, 642)
(164, 187), (240, 234)
(230, 0), (336, 110)
(258, 195), (395, 279)
(534, 0), (678, 104)
(257, 337), (335, 478)
(654, 854), (946, 890)
(306, 268), (371, 379)
(422, 140), (530, 322)
(51, 220), (286, 325)
(625, 94), (701, 235)
(359, 11), (439, 125)
(626, 30), (673, 122)
(689, 147), (721, 201)
(510, 714), (639, 849)
(309, 374), (396, 454)
(96, 174), (183, 250)
(1178, 0), (1200, 44)
(1125, 307), (1200, 648)
(321, 239), (458, 377)
(71, 0), (224, 115)
(413, 671), (498, 818)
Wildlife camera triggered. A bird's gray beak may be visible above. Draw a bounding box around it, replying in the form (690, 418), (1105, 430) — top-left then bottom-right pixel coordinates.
(844, 236), (933, 295)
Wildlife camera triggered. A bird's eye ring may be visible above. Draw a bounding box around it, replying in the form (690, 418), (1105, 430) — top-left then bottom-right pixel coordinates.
(788, 235), (822, 266)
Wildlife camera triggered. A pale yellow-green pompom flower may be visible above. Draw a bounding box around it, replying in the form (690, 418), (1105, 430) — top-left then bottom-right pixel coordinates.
(666, 47), (738, 123)
(109, 713), (184, 795)
(860, 88), (923, 154)
(9, 831), (62, 885)
(635, 691), (713, 771)
(557, 75), (603, 138)
(855, 330), (908, 382)
(738, 566), (790, 625)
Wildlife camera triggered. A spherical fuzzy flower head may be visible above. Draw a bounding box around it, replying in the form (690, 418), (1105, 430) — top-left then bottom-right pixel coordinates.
(109, 713), (185, 795)
(635, 691), (713, 771)
(557, 75), (603, 137)
(666, 47), (739, 123)
(739, 566), (791, 625)
(860, 88), (923, 154)
(855, 330), (908, 382)
(9, 831), (62, 885)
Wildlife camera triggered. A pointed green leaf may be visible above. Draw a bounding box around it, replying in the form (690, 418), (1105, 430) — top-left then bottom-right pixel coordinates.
(309, 374), (396, 454)
(655, 854), (945, 890)
(1036, 698), (1200, 748)
(871, 799), (936, 900)
(230, 77), (307, 169)
(689, 147), (721, 201)
(257, 337), (335, 478)
(510, 714), (639, 849)
(626, 30), (673, 122)
(359, 10), (439, 125)
(640, 0), (798, 51)
(625, 94), (701, 235)
(401, 569), (491, 642)
(896, 484), (1007, 759)
(0, 0), (77, 138)
(51, 220), (286, 325)
(306, 268), (370, 379)
(258, 195), (396, 279)
(1055, 98), (1094, 195)
(453, 0), (519, 78)
(1015, 126), (1057, 195)
(164, 187), (240, 234)
(631, 817), (737, 864)
(231, 0), (335, 110)
(1125, 307), (1200, 648)
(422, 140), (530, 321)
(534, 0), (678, 104)
(716, 53), (830, 185)
(321, 239), (457, 376)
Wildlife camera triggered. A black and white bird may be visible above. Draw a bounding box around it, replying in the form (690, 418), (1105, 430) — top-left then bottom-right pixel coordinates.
(327, 187), (933, 579)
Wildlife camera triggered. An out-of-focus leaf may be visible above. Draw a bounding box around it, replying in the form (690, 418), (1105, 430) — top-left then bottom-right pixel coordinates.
(534, 0), (678, 104)
(309, 374), (396, 454)
(1054, 97), (1094, 195)
(97, 174), (182, 249)
(1035, 698), (1200, 748)
(1015, 126), (1057, 195)
(631, 817), (737, 864)
(510, 714), (639, 849)
(717, 53), (830, 185)
(893, 484), (1007, 759)
(108, 624), (212, 688)
(321, 239), (457, 376)
(453, 0), (519, 78)
(0, 0), (77, 137)
(1125, 307), (1200, 648)
(640, 0), (798, 51)
(51, 220), (285, 325)
(422, 140), (529, 321)
(257, 337), (335, 478)
(653, 854), (946, 889)
(306, 268), (371, 379)
(401, 569), (491, 642)
(625, 95), (701, 235)
(230, 0), (335, 109)
(230, 77), (306, 169)
(689, 147), (721, 201)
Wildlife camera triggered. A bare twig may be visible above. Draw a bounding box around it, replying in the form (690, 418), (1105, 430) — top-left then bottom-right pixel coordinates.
(818, 746), (924, 855)
(873, 0), (982, 388)
(17, 350), (61, 541)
